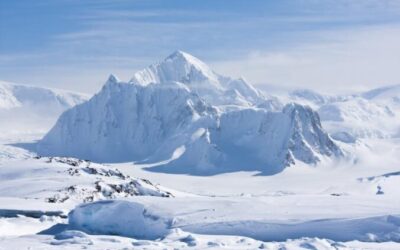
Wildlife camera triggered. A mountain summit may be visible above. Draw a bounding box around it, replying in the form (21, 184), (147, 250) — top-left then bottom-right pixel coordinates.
(131, 51), (220, 87)
(37, 52), (342, 175)
(130, 51), (264, 106)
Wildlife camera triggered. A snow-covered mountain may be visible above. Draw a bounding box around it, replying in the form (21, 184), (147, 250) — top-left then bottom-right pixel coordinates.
(362, 84), (400, 103)
(0, 81), (87, 111)
(287, 86), (400, 140)
(0, 81), (88, 139)
(37, 51), (342, 175)
(131, 51), (266, 107)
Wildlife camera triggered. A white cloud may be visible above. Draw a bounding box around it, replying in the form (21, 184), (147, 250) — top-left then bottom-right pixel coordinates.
(2, 1), (400, 95)
(211, 25), (400, 94)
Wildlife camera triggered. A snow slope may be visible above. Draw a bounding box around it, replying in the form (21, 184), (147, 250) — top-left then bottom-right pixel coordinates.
(286, 86), (400, 140)
(362, 84), (400, 103)
(37, 51), (342, 175)
(0, 156), (173, 205)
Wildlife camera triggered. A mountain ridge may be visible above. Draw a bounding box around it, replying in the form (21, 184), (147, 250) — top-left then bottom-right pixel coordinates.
(37, 51), (343, 175)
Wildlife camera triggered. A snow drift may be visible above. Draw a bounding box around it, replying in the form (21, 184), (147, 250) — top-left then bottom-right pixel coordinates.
(37, 51), (342, 175)
(69, 200), (172, 240)
(69, 199), (400, 242)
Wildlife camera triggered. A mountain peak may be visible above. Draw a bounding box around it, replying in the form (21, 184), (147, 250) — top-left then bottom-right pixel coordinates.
(127, 51), (268, 106)
(165, 50), (192, 60)
(164, 50), (207, 69)
(130, 50), (220, 88)
(107, 74), (120, 84)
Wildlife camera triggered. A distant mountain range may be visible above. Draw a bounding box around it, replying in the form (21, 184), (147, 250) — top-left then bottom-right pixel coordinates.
(0, 81), (88, 138)
(287, 85), (400, 140)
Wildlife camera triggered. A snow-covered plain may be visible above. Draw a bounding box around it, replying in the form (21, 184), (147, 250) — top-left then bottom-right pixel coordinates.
(0, 52), (400, 249)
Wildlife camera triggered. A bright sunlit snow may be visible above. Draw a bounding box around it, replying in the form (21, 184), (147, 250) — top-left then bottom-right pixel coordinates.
(1, 2), (400, 249)
(0, 52), (399, 249)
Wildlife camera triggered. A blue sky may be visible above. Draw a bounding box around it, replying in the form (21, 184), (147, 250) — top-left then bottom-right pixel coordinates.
(1, 0), (400, 93)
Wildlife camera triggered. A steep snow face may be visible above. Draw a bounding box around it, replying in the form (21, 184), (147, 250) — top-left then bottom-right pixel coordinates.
(38, 75), (216, 162)
(131, 51), (265, 107)
(38, 52), (342, 175)
(283, 104), (342, 162)
(156, 104), (342, 175)
(132, 51), (220, 87)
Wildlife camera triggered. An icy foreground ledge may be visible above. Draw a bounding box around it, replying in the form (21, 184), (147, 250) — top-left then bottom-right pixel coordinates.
(69, 199), (400, 242)
(37, 51), (343, 174)
(69, 200), (171, 240)
(3, 231), (399, 250)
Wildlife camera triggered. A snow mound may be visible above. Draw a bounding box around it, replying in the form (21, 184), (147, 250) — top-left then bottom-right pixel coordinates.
(69, 200), (172, 240)
(51, 230), (93, 245)
(37, 51), (342, 175)
(68, 199), (400, 242)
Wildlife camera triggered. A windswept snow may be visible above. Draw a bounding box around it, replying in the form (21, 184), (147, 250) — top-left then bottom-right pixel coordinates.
(69, 200), (172, 240)
(69, 198), (400, 242)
